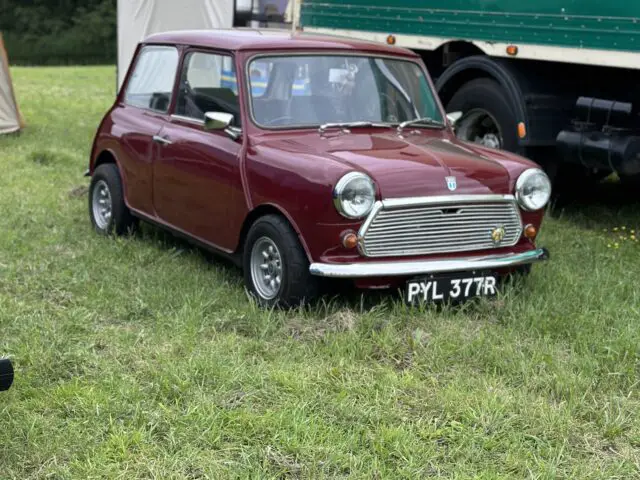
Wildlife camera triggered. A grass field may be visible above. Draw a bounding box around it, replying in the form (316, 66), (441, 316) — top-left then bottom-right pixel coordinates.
(1, 66), (640, 479)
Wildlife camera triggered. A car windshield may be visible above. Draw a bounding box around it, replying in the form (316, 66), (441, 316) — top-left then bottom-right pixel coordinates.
(247, 54), (443, 128)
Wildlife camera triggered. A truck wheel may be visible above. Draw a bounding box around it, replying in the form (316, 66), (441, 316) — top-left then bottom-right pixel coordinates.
(446, 78), (519, 152)
(243, 214), (319, 308)
(88, 163), (138, 236)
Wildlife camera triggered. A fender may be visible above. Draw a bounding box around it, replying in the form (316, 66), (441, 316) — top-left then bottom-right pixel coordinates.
(237, 202), (315, 264)
(435, 55), (531, 148)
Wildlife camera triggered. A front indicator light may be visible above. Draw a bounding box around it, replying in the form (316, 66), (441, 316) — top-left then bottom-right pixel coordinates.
(524, 224), (537, 240)
(342, 231), (358, 249)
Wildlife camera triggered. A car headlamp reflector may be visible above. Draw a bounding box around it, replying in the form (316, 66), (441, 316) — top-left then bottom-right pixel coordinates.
(515, 168), (552, 211)
(333, 172), (376, 219)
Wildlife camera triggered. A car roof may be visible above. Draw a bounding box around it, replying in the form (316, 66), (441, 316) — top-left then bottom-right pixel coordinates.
(144, 28), (419, 58)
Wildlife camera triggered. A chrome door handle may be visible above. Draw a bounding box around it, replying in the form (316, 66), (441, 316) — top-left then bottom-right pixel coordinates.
(152, 135), (172, 145)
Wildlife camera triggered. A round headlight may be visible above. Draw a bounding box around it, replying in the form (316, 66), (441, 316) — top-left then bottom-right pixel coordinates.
(515, 168), (552, 211)
(333, 172), (376, 219)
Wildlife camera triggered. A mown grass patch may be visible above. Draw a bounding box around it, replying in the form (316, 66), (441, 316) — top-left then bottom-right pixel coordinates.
(0, 66), (639, 478)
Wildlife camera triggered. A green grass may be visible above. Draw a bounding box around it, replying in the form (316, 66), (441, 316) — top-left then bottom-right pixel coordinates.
(1, 66), (640, 479)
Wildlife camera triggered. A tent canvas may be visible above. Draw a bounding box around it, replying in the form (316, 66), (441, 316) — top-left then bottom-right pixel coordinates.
(117, 0), (234, 91)
(0, 33), (24, 135)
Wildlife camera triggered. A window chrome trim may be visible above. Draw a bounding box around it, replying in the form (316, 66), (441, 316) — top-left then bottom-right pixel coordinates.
(243, 51), (445, 131)
(171, 114), (205, 125)
(356, 194), (522, 257)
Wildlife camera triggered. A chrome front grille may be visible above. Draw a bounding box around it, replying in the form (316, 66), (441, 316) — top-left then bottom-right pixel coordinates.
(359, 195), (523, 258)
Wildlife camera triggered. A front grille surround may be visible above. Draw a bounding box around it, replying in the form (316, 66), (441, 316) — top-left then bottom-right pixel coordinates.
(357, 194), (523, 258)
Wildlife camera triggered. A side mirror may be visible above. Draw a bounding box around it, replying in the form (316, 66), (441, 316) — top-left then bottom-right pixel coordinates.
(446, 111), (463, 127)
(205, 111), (234, 130)
(204, 112), (241, 140)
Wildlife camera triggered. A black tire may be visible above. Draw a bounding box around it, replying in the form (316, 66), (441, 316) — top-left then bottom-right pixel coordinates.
(88, 163), (138, 236)
(446, 78), (519, 152)
(243, 214), (319, 308)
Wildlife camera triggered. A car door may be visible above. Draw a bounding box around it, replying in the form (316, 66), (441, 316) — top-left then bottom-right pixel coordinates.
(113, 45), (180, 215)
(152, 50), (245, 251)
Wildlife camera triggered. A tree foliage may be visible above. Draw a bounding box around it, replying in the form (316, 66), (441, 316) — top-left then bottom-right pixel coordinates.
(0, 0), (117, 65)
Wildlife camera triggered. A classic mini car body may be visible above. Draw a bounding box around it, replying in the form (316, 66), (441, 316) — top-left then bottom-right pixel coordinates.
(87, 29), (551, 306)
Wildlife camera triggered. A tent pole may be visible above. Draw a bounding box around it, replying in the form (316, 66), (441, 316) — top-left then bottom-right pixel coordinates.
(250, 0), (260, 28)
(291, 0), (298, 33)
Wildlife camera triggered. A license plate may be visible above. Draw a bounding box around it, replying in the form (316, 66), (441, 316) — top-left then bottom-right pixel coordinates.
(405, 273), (498, 304)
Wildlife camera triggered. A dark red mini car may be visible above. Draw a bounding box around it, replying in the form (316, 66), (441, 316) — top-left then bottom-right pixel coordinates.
(87, 29), (551, 307)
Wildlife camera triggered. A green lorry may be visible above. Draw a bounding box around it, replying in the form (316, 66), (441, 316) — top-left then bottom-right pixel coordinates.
(293, 1), (640, 186)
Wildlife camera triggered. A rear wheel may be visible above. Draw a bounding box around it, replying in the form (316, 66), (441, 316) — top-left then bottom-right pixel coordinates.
(88, 163), (138, 235)
(243, 215), (319, 308)
(446, 78), (519, 152)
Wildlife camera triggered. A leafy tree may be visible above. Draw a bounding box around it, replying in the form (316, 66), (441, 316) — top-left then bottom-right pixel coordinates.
(1, 0), (117, 65)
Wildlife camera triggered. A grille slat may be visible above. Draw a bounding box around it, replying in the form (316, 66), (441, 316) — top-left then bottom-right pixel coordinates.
(361, 199), (523, 258)
(373, 211), (519, 222)
(376, 217), (519, 232)
(366, 228), (521, 242)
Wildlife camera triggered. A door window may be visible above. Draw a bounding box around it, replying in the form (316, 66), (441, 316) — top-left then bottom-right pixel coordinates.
(124, 46), (179, 113)
(175, 52), (241, 126)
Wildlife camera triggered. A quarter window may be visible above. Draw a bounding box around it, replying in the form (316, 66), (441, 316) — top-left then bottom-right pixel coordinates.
(124, 46), (179, 113)
(175, 52), (241, 126)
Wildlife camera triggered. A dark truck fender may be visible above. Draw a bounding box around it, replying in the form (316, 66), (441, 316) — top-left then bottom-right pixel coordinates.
(435, 55), (570, 151)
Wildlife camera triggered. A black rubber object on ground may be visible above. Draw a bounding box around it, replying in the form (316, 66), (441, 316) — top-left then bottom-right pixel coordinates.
(0, 358), (14, 392)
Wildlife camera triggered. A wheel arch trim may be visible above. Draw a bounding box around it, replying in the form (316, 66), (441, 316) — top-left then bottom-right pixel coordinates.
(236, 203), (314, 264)
(90, 148), (134, 211)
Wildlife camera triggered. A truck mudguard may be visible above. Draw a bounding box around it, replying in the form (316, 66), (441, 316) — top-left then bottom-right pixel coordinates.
(435, 55), (528, 144)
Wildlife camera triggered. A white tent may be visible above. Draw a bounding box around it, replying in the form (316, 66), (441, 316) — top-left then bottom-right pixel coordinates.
(117, 0), (238, 91)
(0, 33), (23, 135)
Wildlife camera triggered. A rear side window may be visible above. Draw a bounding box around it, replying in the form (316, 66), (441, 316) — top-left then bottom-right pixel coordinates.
(124, 46), (179, 113)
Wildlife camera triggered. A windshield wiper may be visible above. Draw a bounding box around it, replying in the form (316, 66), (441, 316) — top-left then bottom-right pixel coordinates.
(397, 117), (445, 136)
(318, 121), (393, 135)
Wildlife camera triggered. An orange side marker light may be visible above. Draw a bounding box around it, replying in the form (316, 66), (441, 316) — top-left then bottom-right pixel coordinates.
(517, 122), (527, 139)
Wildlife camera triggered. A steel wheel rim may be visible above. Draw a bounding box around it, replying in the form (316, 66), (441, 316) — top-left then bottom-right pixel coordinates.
(250, 236), (283, 300)
(455, 109), (504, 149)
(92, 180), (113, 230)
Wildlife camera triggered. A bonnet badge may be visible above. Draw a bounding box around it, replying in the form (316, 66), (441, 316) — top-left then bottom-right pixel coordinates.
(491, 226), (506, 244)
(445, 176), (457, 191)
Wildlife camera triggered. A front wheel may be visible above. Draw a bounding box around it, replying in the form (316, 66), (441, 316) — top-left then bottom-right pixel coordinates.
(243, 215), (319, 308)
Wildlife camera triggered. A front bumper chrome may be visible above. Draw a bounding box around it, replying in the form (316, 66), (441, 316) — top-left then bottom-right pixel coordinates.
(309, 247), (549, 278)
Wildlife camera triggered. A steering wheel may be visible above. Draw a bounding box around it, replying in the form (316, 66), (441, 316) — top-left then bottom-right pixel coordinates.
(264, 116), (295, 126)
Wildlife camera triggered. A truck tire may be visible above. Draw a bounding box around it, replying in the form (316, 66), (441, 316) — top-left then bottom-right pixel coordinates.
(446, 78), (519, 152)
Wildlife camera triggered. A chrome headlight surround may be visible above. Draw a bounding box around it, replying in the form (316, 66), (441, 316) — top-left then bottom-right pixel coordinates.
(333, 172), (376, 219)
(515, 168), (552, 211)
